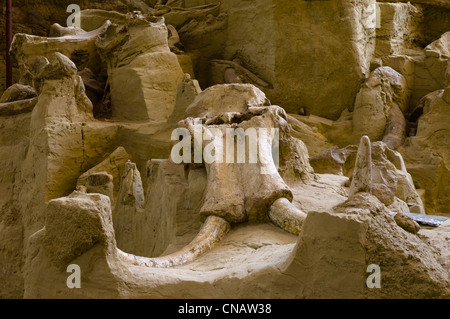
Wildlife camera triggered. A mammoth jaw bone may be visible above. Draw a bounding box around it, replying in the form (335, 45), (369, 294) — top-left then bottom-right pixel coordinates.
(118, 215), (230, 268)
(269, 197), (307, 235)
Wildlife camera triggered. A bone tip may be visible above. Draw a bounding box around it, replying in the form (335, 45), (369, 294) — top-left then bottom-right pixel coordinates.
(360, 135), (371, 147)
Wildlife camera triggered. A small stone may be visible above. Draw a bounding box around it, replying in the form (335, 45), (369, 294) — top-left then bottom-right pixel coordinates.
(394, 212), (421, 234)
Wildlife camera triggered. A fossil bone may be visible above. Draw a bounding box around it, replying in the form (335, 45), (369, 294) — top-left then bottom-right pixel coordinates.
(269, 198), (307, 235)
(116, 85), (310, 268)
(209, 58), (273, 90)
(349, 135), (372, 197)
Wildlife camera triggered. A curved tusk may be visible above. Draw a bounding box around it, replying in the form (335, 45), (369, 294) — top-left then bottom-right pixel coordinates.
(118, 215), (230, 268)
(269, 197), (307, 235)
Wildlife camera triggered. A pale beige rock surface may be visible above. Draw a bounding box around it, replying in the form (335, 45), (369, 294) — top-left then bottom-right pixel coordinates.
(353, 67), (409, 147)
(394, 212), (421, 234)
(310, 139), (425, 214)
(378, 0), (450, 10)
(375, 2), (420, 58)
(0, 84), (36, 103)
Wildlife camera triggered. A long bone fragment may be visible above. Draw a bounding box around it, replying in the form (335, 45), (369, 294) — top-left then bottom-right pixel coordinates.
(349, 135), (372, 197)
